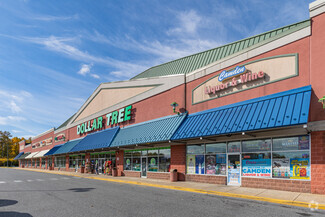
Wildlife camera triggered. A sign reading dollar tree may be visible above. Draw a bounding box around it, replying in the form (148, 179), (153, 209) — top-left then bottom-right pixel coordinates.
(77, 105), (133, 135)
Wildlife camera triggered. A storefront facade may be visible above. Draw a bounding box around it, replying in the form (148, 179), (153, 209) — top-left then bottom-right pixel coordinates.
(17, 0), (325, 194)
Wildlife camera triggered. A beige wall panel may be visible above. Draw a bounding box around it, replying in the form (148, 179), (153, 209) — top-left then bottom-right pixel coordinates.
(75, 86), (155, 122)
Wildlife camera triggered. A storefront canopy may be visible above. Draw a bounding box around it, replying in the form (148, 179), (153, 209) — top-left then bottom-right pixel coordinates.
(14, 152), (24, 160)
(25, 152), (39, 159)
(52, 139), (83, 155)
(44, 144), (63, 156)
(171, 85), (312, 140)
(33, 150), (50, 158)
(17, 152), (30, 160)
(111, 114), (187, 148)
(69, 127), (119, 153)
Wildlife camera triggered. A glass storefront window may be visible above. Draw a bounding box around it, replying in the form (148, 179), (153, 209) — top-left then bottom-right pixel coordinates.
(159, 149), (170, 172)
(272, 151), (310, 179)
(148, 156), (158, 172)
(228, 141), (241, 153)
(124, 152), (132, 170)
(205, 154), (226, 175)
(242, 139), (271, 152)
(206, 143), (226, 153)
(273, 136), (309, 151)
(187, 145), (204, 154)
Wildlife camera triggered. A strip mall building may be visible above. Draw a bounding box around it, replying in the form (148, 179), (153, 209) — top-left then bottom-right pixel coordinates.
(16, 0), (325, 194)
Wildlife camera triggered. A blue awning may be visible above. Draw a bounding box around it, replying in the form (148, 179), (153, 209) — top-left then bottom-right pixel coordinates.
(69, 127), (119, 153)
(14, 152), (24, 160)
(44, 144), (64, 156)
(111, 114), (187, 148)
(171, 85), (311, 140)
(53, 138), (83, 155)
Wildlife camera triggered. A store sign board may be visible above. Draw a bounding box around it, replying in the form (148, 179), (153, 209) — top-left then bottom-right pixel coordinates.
(55, 133), (65, 142)
(77, 105), (133, 135)
(192, 54), (298, 104)
(242, 159), (272, 177)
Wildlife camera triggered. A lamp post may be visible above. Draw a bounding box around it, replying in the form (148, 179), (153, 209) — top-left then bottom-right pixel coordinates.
(170, 102), (179, 114)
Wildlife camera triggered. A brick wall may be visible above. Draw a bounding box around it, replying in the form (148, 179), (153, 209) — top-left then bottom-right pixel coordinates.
(311, 131), (325, 194)
(186, 175), (227, 185)
(123, 171), (141, 178)
(147, 172), (170, 180)
(242, 178), (311, 193)
(116, 150), (124, 176)
(171, 144), (186, 181)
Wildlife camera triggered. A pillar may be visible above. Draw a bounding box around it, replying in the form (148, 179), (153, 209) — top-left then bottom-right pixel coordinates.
(116, 150), (124, 176)
(171, 144), (186, 181)
(311, 131), (325, 194)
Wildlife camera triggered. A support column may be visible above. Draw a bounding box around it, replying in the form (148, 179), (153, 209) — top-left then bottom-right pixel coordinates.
(171, 144), (186, 181)
(116, 150), (124, 176)
(311, 131), (325, 194)
(65, 155), (69, 171)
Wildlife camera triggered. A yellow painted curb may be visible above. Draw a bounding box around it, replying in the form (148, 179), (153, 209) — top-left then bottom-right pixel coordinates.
(9, 168), (325, 210)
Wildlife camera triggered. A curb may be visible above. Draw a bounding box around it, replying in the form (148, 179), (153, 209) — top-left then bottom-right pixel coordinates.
(10, 167), (325, 210)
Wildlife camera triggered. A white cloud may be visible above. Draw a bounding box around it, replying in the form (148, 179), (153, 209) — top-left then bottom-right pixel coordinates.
(0, 116), (26, 125)
(30, 14), (79, 21)
(78, 64), (92, 76)
(90, 74), (100, 79)
(167, 10), (202, 35)
(21, 35), (148, 79)
(10, 101), (22, 113)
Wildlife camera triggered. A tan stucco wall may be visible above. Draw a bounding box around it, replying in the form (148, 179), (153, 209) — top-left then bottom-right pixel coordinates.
(75, 86), (155, 122)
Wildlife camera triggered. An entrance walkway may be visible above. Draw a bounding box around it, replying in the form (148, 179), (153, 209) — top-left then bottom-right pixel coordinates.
(12, 167), (325, 210)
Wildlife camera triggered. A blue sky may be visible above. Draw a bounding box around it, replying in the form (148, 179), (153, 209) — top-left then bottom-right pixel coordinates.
(0, 0), (310, 138)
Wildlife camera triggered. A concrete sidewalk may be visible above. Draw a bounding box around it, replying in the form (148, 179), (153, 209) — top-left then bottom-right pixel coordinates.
(12, 167), (325, 210)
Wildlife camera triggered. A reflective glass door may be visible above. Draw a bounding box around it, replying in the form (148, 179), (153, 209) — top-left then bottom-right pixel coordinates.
(227, 154), (241, 186)
(141, 157), (147, 177)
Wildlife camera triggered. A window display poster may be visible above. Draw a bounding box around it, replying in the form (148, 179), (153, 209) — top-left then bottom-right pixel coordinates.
(272, 158), (290, 178)
(290, 158), (310, 180)
(228, 168), (241, 185)
(298, 136), (309, 150)
(195, 155), (205, 174)
(187, 155), (195, 174)
(242, 159), (271, 177)
(216, 154), (226, 164)
(206, 155), (216, 174)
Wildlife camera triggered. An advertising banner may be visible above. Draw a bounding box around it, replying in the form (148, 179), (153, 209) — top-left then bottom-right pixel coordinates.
(242, 159), (271, 177)
(272, 158), (290, 178)
(187, 155), (195, 174)
(228, 168), (241, 185)
(290, 158), (310, 180)
(195, 155), (205, 174)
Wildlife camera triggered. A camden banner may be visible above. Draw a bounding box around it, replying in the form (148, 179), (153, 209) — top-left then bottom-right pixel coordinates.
(242, 159), (272, 177)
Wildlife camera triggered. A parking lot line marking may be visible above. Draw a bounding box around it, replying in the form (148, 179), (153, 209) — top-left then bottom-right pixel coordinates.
(27, 180), (33, 182)
(13, 180), (23, 183)
(0, 181), (6, 184)
(36, 179), (44, 181)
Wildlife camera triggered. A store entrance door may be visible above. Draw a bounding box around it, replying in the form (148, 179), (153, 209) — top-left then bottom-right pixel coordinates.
(227, 154), (241, 186)
(141, 157), (147, 177)
(98, 158), (105, 174)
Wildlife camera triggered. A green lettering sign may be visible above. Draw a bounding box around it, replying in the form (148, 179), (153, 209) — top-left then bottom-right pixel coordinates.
(124, 105), (132, 121)
(76, 105), (133, 135)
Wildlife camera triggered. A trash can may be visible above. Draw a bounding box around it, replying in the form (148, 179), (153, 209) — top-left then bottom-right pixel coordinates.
(170, 169), (178, 182)
(81, 166), (85, 174)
